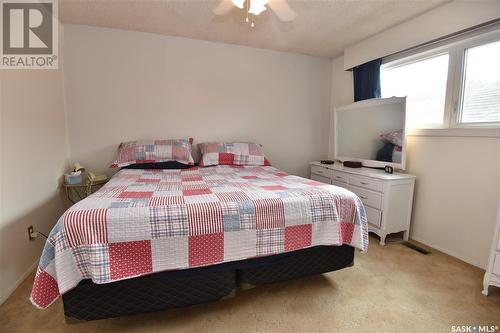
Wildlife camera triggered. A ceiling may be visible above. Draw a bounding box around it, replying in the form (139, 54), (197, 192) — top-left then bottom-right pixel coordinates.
(59, 0), (450, 58)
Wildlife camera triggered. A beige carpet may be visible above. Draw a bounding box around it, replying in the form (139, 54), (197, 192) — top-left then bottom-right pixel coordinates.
(1, 235), (499, 333)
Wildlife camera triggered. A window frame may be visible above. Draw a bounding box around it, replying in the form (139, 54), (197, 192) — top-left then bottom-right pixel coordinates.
(381, 26), (500, 134)
(451, 31), (500, 129)
(381, 48), (453, 129)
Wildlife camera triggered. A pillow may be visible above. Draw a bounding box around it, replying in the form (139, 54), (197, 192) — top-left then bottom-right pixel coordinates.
(392, 145), (402, 164)
(380, 130), (403, 147)
(111, 138), (194, 168)
(198, 142), (271, 167)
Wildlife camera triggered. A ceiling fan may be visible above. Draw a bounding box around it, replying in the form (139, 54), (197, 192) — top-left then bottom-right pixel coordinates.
(213, 0), (297, 27)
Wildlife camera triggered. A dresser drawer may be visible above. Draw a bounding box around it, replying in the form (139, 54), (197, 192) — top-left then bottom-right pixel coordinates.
(365, 206), (382, 228)
(332, 171), (349, 183)
(349, 175), (383, 193)
(311, 173), (330, 184)
(493, 253), (500, 276)
(332, 180), (348, 189)
(349, 185), (382, 210)
(311, 165), (333, 178)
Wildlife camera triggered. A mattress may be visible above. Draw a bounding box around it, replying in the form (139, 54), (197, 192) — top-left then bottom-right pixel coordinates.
(31, 165), (368, 309)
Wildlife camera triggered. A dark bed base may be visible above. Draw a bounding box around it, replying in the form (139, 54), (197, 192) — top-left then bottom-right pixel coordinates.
(63, 245), (355, 321)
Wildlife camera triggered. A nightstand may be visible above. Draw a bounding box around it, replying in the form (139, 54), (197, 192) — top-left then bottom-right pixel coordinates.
(63, 179), (108, 204)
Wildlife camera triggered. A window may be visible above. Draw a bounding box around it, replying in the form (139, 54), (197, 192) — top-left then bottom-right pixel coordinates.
(381, 54), (449, 129)
(459, 40), (500, 124)
(381, 28), (500, 131)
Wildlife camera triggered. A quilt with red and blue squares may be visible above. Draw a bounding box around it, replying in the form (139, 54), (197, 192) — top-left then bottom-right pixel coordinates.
(30, 165), (368, 309)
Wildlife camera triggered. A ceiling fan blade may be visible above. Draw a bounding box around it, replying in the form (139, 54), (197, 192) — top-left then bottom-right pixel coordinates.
(267, 0), (297, 22)
(213, 0), (234, 15)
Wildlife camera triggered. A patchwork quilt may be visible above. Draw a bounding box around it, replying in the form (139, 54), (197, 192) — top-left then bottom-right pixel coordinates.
(31, 165), (368, 309)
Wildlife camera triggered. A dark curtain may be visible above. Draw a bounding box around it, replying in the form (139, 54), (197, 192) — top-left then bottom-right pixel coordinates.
(353, 58), (382, 102)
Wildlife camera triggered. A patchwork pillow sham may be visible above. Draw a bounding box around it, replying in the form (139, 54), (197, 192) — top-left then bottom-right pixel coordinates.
(198, 141), (271, 167)
(111, 138), (194, 168)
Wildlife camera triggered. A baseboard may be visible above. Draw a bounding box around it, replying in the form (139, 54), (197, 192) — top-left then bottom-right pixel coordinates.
(0, 260), (38, 306)
(410, 236), (485, 270)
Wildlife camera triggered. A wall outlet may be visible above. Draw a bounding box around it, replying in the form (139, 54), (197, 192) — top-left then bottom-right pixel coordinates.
(27, 225), (36, 240)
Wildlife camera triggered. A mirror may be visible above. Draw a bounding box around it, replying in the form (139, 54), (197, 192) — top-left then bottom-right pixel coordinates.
(335, 97), (407, 170)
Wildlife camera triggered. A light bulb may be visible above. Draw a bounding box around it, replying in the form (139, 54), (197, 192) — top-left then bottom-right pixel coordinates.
(232, 0), (245, 9)
(248, 0), (268, 15)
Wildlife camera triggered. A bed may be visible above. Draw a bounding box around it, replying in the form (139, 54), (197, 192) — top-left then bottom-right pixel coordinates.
(31, 165), (368, 321)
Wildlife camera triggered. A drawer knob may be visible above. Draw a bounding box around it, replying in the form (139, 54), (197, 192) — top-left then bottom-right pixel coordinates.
(359, 196), (368, 200)
(317, 170), (323, 174)
(360, 182), (368, 185)
(335, 176), (342, 179)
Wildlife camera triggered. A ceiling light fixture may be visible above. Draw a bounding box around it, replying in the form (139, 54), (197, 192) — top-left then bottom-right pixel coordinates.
(214, 0), (297, 25)
(248, 0), (268, 16)
(231, 0), (245, 9)
(231, 0), (269, 27)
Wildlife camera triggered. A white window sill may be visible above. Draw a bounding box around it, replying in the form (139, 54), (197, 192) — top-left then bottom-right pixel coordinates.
(408, 128), (500, 138)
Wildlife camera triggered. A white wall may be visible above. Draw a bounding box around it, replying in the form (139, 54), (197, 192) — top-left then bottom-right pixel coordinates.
(329, 55), (500, 269)
(328, 56), (353, 158)
(63, 25), (332, 178)
(406, 135), (499, 268)
(0, 61), (69, 302)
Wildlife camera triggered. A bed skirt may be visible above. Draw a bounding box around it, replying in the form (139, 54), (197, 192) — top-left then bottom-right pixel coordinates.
(63, 245), (355, 321)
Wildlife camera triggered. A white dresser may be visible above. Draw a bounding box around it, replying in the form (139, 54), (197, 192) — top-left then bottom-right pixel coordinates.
(482, 206), (500, 295)
(310, 162), (416, 245)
